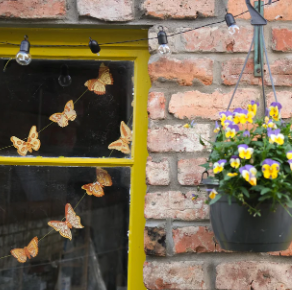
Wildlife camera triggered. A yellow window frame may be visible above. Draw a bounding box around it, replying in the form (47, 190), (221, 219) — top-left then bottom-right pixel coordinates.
(0, 27), (150, 290)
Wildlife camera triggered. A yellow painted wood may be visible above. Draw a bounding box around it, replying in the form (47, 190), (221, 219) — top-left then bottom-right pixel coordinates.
(0, 27), (149, 290)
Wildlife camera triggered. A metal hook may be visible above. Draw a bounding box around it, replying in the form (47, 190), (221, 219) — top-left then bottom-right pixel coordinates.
(245, 0), (267, 26)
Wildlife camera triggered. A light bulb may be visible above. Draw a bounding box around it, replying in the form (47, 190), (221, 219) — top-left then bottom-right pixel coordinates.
(58, 65), (72, 87)
(158, 44), (171, 55)
(89, 37), (101, 56)
(16, 36), (31, 66)
(228, 24), (240, 35)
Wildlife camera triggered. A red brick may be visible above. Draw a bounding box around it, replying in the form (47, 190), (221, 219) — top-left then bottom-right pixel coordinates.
(265, 59), (292, 87)
(144, 227), (166, 256)
(169, 89), (260, 120)
(178, 158), (207, 186)
(228, 0), (292, 21)
(146, 157), (170, 186)
(173, 226), (224, 254)
(272, 28), (292, 51)
(181, 26), (253, 52)
(270, 242), (292, 256)
(77, 0), (134, 21)
(148, 56), (213, 86)
(0, 0), (65, 19)
(142, 0), (215, 19)
(216, 261), (292, 290)
(148, 92), (166, 120)
(144, 191), (209, 221)
(144, 261), (208, 289)
(147, 124), (211, 153)
(267, 91), (292, 119)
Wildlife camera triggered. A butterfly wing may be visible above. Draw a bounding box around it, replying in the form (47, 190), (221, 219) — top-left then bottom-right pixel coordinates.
(64, 100), (77, 122)
(82, 182), (105, 197)
(10, 137), (28, 156)
(120, 121), (132, 143)
(98, 63), (114, 86)
(84, 79), (106, 95)
(65, 203), (84, 229)
(26, 237), (38, 258)
(11, 248), (27, 263)
(108, 139), (130, 154)
(28, 126), (41, 152)
(96, 168), (112, 186)
(49, 113), (68, 127)
(48, 221), (72, 240)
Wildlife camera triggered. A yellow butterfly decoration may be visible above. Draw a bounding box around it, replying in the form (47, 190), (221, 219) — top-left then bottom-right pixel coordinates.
(108, 121), (132, 154)
(49, 100), (77, 128)
(84, 63), (114, 95)
(11, 237), (38, 263)
(10, 126), (41, 156)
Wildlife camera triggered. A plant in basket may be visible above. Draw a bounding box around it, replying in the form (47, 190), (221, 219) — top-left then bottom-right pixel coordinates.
(198, 101), (292, 252)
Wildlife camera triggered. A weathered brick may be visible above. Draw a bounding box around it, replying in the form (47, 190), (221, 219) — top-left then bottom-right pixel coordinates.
(144, 226), (166, 257)
(178, 158), (207, 186)
(228, 0), (292, 21)
(144, 261), (208, 290)
(0, 0), (65, 19)
(142, 0), (215, 19)
(146, 157), (170, 186)
(272, 28), (292, 51)
(148, 92), (166, 120)
(77, 0), (134, 21)
(180, 26), (253, 52)
(265, 59), (292, 87)
(169, 89), (260, 120)
(173, 226), (223, 254)
(216, 261), (292, 290)
(267, 91), (292, 119)
(148, 56), (214, 86)
(147, 124), (211, 153)
(144, 191), (209, 220)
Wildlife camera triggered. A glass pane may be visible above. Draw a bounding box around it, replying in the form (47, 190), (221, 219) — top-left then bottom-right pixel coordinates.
(0, 165), (130, 290)
(0, 60), (133, 158)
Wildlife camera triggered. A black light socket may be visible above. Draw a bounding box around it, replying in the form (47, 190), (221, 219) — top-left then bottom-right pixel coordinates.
(157, 27), (168, 45)
(58, 64), (72, 87)
(225, 13), (236, 27)
(89, 37), (101, 54)
(20, 35), (30, 53)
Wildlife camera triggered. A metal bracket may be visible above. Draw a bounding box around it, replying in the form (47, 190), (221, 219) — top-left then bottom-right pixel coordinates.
(254, 1), (264, 77)
(245, 0), (267, 26)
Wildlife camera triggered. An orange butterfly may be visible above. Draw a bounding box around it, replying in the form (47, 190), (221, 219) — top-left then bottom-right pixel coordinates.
(81, 168), (112, 197)
(11, 237), (38, 263)
(49, 100), (77, 128)
(48, 203), (83, 240)
(11, 125), (41, 156)
(84, 63), (113, 95)
(108, 121), (132, 154)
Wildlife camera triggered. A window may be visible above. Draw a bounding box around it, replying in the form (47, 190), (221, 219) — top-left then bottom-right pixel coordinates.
(0, 27), (149, 290)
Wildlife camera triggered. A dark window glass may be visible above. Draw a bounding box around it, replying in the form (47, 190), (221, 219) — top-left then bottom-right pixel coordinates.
(0, 165), (130, 290)
(0, 60), (134, 158)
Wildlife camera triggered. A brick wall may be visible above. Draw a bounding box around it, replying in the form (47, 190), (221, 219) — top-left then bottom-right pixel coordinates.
(145, 0), (292, 289)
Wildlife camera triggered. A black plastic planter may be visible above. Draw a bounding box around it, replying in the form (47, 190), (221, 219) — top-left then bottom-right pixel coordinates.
(210, 196), (292, 252)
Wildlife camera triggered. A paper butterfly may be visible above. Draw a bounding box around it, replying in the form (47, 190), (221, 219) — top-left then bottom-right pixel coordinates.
(48, 203), (83, 240)
(49, 100), (77, 128)
(84, 63), (113, 95)
(81, 168), (112, 197)
(108, 121), (132, 154)
(11, 125), (41, 156)
(11, 237), (38, 263)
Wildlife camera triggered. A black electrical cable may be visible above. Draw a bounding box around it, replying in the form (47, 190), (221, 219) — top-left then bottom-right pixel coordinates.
(0, 0), (280, 48)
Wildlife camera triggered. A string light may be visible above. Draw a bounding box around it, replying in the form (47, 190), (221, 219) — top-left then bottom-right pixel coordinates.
(157, 26), (171, 55)
(58, 64), (72, 87)
(225, 13), (240, 35)
(16, 35), (31, 66)
(88, 37), (101, 56)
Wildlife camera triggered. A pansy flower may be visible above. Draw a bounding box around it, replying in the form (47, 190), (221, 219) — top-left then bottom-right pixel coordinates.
(267, 128), (285, 145)
(219, 111), (233, 126)
(183, 120), (195, 128)
(230, 156), (240, 168)
(233, 108), (244, 124)
(238, 144), (254, 160)
(287, 151), (292, 160)
(225, 124), (239, 138)
(239, 109), (254, 124)
(247, 101), (259, 116)
(213, 159), (227, 174)
(262, 159), (280, 179)
(263, 117), (277, 129)
(269, 102), (282, 121)
(207, 189), (218, 200)
(227, 172), (238, 177)
(239, 165), (257, 186)
(192, 194), (199, 201)
(288, 160), (292, 170)
(243, 130), (250, 137)
(214, 121), (220, 133)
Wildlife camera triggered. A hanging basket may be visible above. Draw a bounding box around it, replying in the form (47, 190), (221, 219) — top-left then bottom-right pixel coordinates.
(210, 195), (292, 252)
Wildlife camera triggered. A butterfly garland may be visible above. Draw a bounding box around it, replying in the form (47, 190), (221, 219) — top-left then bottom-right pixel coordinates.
(82, 168), (112, 197)
(108, 121), (132, 154)
(49, 100), (77, 128)
(48, 203), (84, 241)
(11, 237), (38, 263)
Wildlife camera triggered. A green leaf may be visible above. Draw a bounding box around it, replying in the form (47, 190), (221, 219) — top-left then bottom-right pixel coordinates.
(260, 188), (271, 195)
(251, 185), (265, 191)
(209, 194), (222, 205)
(240, 187), (250, 198)
(252, 141), (264, 147)
(228, 195), (232, 205)
(199, 136), (206, 146)
(285, 199), (292, 208)
(258, 195), (271, 201)
(200, 163), (210, 170)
